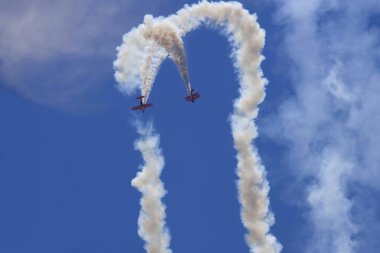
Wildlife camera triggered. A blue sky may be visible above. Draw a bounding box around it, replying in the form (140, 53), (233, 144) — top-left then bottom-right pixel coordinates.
(1, 1), (380, 253)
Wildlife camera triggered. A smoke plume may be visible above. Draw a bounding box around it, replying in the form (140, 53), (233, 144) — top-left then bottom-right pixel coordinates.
(131, 121), (171, 253)
(144, 17), (192, 94)
(115, 2), (281, 253)
(141, 44), (167, 103)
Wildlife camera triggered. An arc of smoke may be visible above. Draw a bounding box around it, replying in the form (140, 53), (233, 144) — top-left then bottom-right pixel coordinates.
(115, 16), (192, 100)
(143, 16), (192, 95)
(131, 121), (172, 253)
(114, 2), (282, 253)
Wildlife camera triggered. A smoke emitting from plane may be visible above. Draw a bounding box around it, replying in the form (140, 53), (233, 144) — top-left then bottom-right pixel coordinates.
(114, 1), (282, 253)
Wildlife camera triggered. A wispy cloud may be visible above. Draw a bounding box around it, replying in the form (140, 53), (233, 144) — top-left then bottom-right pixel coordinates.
(0, 0), (161, 109)
(265, 0), (380, 251)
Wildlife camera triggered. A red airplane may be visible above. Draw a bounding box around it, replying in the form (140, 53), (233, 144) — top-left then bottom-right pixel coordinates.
(185, 89), (201, 103)
(131, 96), (153, 113)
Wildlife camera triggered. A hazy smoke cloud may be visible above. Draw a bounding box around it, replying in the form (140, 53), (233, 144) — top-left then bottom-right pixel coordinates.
(265, 0), (380, 251)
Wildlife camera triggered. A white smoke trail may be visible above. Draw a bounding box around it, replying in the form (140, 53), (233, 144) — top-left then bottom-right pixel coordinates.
(143, 15), (192, 94)
(141, 43), (167, 103)
(114, 16), (192, 98)
(115, 1), (281, 253)
(131, 121), (171, 253)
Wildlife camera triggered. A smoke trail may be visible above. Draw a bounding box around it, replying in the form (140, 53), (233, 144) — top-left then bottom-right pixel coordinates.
(131, 121), (171, 253)
(114, 16), (192, 98)
(115, 2), (281, 253)
(141, 43), (167, 102)
(143, 16), (192, 94)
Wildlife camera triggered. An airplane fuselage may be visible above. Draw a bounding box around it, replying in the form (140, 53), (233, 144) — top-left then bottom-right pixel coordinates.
(131, 96), (153, 112)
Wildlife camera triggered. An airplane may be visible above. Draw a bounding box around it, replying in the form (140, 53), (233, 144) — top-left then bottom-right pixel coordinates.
(185, 89), (201, 103)
(131, 96), (153, 113)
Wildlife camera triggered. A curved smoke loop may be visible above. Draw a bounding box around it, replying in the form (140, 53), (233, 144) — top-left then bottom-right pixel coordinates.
(114, 1), (282, 253)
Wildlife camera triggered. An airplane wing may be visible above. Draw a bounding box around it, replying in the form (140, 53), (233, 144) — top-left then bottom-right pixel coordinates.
(185, 94), (200, 102)
(131, 105), (143, 111)
(143, 103), (153, 108)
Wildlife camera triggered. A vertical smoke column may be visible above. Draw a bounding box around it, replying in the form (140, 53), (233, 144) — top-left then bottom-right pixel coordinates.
(131, 121), (172, 253)
(173, 3), (282, 252)
(228, 10), (280, 253)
